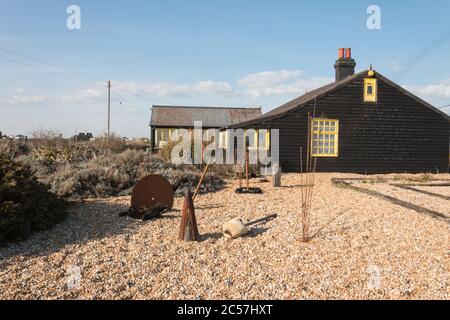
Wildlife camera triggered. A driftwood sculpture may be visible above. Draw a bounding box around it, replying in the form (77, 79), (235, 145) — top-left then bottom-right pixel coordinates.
(178, 190), (201, 241)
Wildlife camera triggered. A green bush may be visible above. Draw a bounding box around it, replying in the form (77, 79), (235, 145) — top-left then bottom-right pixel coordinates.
(0, 156), (68, 243)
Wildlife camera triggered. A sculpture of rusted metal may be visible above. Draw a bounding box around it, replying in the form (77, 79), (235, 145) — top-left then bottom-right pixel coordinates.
(119, 175), (174, 220)
(131, 174), (174, 211)
(178, 190), (201, 241)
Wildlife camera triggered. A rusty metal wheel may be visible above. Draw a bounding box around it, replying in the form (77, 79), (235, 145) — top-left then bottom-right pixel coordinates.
(131, 175), (174, 211)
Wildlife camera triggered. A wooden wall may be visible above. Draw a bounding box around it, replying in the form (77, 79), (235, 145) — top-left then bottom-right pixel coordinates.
(243, 77), (450, 173)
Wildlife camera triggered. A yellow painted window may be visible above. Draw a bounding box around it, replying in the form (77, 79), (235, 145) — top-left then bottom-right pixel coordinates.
(244, 130), (258, 150)
(311, 119), (339, 157)
(364, 78), (377, 102)
(158, 129), (170, 142)
(258, 130), (270, 150)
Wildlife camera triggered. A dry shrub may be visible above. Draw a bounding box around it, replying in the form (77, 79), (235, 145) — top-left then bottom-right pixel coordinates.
(0, 155), (68, 242)
(40, 149), (224, 199)
(159, 141), (180, 163)
(88, 133), (127, 154)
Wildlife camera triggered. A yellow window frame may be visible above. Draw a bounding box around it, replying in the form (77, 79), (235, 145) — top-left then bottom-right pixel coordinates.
(311, 118), (339, 157)
(364, 78), (377, 103)
(244, 130), (258, 150)
(259, 130), (270, 151)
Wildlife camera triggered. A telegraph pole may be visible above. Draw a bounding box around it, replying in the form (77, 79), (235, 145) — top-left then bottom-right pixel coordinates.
(107, 80), (111, 142)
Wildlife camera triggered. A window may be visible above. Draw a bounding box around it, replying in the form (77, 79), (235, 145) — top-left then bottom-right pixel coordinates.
(245, 130), (258, 150)
(219, 131), (228, 149)
(155, 128), (178, 148)
(259, 130), (270, 151)
(204, 129), (215, 142)
(364, 78), (377, 102)
(311, 119), (339, 157)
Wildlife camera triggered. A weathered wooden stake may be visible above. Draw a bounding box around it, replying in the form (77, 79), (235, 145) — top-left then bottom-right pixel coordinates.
(245, 148), (250, 189)
(178, 190), (200, 241)
(272, 164), (282, 187)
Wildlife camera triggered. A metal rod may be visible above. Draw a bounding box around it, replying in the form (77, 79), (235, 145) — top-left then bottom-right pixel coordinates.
(192, 163), (210, 201)
(245, 214), (278, 227)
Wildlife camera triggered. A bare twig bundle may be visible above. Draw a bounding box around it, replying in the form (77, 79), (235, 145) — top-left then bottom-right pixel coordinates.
(300, 102), (318, 242)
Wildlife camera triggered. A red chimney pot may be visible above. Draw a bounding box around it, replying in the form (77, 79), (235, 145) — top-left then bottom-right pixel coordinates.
(345, 48), (352, 59)
(338, 48), (345, 59)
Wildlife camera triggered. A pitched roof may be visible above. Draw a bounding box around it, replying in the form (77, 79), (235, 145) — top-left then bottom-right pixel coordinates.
(150, 105), (262, 128)
(230, 70), (450, 128)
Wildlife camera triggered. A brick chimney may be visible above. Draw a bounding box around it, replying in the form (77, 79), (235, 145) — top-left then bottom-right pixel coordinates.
(334, 48), (356, 81)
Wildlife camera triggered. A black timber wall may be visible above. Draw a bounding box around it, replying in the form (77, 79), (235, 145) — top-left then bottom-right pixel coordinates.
(243, 77), (450, 173)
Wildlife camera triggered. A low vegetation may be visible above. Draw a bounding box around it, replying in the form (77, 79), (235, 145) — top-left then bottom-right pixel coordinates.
(1, 132), (225, 201)
(0, 155), (68, 242)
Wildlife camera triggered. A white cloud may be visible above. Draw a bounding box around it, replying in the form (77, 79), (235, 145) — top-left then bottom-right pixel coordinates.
(5, 95), (46, 104)
(1, 70), (335, 106)
(238, 70), (303, 88)
(113, 80), (236, 98)
(61, 86), (104, 103)
(238, 70), (332, 97)
(404, 78), (450, 99)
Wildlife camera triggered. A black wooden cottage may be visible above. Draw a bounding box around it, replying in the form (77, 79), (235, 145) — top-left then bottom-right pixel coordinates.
(230, 49), (450, 173)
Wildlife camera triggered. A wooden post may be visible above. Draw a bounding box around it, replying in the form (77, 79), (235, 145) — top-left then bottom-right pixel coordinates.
(245, 148), (250, 189)
(179, 190), (200, 241)
(272, 163), (281, 187)
(239, 165), (243, 189)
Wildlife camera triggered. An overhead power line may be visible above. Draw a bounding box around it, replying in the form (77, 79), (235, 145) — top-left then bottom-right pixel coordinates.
(0, 47), (101, 83)
(0, 47), (176, 106)
(0, 55), (96, 85)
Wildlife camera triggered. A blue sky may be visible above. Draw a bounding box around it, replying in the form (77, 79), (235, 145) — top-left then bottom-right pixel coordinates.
(1, 0), (450, 137)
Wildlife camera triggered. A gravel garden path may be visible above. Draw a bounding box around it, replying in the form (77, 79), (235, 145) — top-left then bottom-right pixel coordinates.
(0, 173), (448, 300)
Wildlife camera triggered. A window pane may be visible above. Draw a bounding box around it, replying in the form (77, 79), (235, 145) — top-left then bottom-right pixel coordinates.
(367, 85), (373, 95)
(311, 118), (338, 156)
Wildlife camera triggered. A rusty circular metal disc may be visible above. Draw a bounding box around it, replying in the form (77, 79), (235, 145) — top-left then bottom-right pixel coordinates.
(131, 175), (174, 211)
